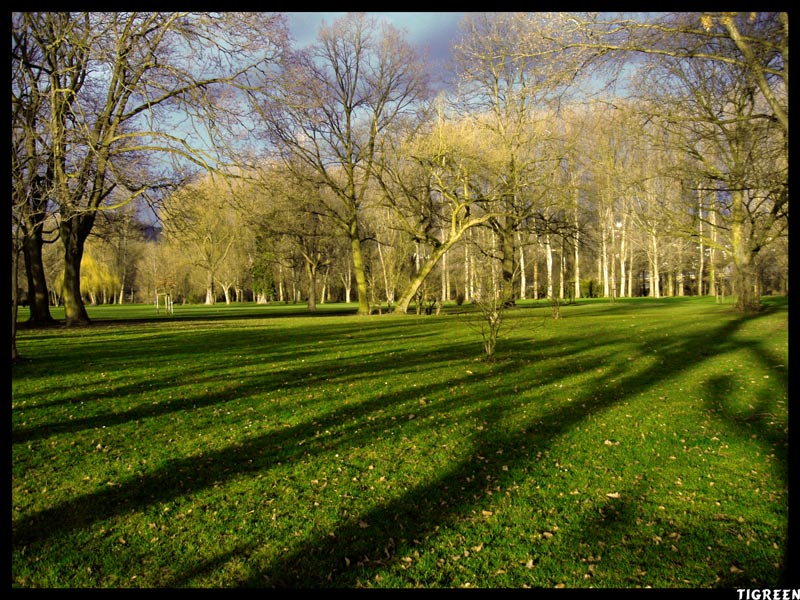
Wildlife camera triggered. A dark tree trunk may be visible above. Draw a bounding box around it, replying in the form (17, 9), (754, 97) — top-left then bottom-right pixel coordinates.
(21, 228), (55, 325)
(60, 217), (93, 326)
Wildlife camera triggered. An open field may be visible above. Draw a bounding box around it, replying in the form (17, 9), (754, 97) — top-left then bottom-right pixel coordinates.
(11, 296), (791, 588)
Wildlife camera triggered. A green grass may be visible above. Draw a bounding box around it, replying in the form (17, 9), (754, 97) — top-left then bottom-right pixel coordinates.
(12, 296), (790, 588)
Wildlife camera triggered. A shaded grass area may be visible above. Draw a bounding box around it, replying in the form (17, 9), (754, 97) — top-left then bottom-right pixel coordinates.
(12, 297), (791, 588)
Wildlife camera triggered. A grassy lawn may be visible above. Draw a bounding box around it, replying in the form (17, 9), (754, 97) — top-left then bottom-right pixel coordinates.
(11, 296), (790, 588)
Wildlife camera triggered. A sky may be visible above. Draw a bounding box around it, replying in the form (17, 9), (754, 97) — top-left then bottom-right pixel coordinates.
(286, 12), (465, 66)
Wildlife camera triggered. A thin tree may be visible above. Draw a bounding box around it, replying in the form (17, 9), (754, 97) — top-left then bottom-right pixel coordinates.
(252, 13), (429, 315)
(452, 13), (584, 307)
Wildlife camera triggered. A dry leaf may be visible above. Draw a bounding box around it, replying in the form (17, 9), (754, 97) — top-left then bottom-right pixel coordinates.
(606, 492), (621, 499)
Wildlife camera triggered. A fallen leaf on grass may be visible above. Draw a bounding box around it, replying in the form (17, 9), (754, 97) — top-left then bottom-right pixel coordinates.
(606, 492), (621, 498)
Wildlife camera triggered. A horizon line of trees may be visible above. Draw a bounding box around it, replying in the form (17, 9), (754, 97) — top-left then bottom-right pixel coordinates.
(13, 12), (788, 356)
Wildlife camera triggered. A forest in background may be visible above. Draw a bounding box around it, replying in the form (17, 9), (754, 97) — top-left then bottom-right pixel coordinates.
(12, 12), (788, 330)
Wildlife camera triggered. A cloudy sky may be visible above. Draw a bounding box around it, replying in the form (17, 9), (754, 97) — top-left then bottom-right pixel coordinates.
(286, 12), (465, 65)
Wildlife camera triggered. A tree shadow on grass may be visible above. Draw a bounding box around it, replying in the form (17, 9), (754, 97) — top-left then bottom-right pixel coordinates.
(11, 306), (791, 587)
(11, 319), (442, 443)
(225, 309), (788, 588)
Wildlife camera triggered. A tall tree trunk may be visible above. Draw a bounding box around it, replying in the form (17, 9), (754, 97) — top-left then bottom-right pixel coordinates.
(376, 242), (392, 305)
(21, 229), (55, 324)
(440, 242), (448, 302)
(518, 232), (526, 300)
(278, 264), (285, 303)
(627, 244), (634, 299)
(649, 231), (660, 298)
(610, 221), (617, 300)
(12, 234), (22, 361)
(532, 238), (539, 300)
(305, 260), (318, 312)
(558, 237), (565, 300)
(618, 218), (627, 298)
(499, 225), (516, 306)
(61, 233), (91, 326)
(349, 222), (370, 315)
(545, 233), (554, 300)
(463, 238), (470, 302)
(572, 187), (581, 300)
(697, 187), (705, 296)
(601, 227), (610, 298)
(730, 189), (761, 312)
(341, 262), (352, 304)
(60, 212), (97, 326)
(708, 205), (717, 297)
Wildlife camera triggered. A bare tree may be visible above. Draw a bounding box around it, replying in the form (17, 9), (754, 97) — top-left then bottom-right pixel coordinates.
(253, 161), (340, 312)
(11, 12), (289, 325)
(452, 13), (585, 307)
(251, 13), (429, 315)
(160, 175), (241, 305)
(541, 12), (787, 312)
(375, 103), (501, 314)
(12, 14), (60, 325)
(627, 13), (787, 311)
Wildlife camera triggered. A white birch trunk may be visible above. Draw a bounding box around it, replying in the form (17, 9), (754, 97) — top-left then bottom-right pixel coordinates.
(545, 233), (554, 300)
(649, 231), (660, 298)
(618, 218), (627, 298)
(573, 226), (581, 300)
(558, 238), (565, 300)
(532, 240), (539, 300)
(518, 232), (526, 300)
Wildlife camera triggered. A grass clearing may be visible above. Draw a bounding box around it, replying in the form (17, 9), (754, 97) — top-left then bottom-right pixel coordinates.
(11, 296), (790, 588)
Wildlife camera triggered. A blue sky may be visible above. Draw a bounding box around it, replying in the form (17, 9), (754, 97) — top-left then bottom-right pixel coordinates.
(286, 12), (465, 65)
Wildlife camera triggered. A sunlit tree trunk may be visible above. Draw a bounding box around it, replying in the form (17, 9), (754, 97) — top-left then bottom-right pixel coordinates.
(708, 205), (717, 297)
(649, 231), (660, 298)
(558, 238), (565, 301)
(532, 241), (539, 300)
(618, 215), (628, 298)
(341, 262), (352, 304)
(305, 261), (317, 312)
(544, 233), (554, 299)
(518, 232), (527, 300)
(697, 186), (705, 296)
(601, 228), (610, 298)
(573, 190), (581, 300)
(730, 188), (760, 312)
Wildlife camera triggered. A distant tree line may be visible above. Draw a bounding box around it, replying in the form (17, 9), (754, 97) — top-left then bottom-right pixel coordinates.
(12, 13), (788, 343)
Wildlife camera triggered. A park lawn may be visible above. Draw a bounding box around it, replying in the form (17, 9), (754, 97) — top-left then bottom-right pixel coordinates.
(11, 296), (790, 588)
